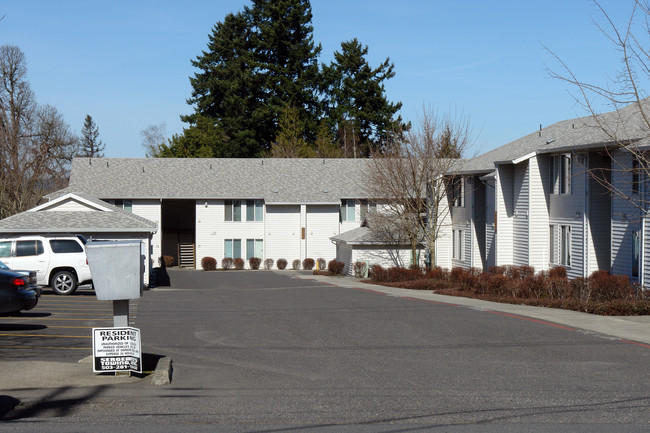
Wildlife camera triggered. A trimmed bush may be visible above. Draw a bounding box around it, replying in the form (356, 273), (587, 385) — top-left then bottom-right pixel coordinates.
(234, 258), (245, 270)
(370, 264), (387, 282)
(264, 258), (274, 270)
(548, 266), (567, 279)
(292, 259), (301, 270)
(353, 261), (367, 278)
(221, 257), (234, 270)
(277, 258), (288, 270)
(317, 258), (326, 270)
(201, 256), (217, 271)
(328, 259), (345, 275)
(249, 257), (261, 270)
(303, 258), (315, 270)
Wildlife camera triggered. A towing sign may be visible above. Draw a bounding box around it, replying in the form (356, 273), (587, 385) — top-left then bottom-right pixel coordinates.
(92, 327), (142, 373)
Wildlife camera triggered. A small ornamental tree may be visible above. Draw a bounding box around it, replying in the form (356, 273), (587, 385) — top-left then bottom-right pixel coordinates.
(302, 258), (315, 270)
(234, 258), (245, 270)
(264, 258), (274, 270)
(249, 257), (261, 270)
(277, 258), (288, 270)
(221, 257), (234, 270)
(292, 259), (301, 270)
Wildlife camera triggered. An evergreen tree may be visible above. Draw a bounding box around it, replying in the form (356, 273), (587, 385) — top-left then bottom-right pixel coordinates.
(80, 114), (105, 157)
(178, 0), (322, 158)
(323, 38), (406, 156)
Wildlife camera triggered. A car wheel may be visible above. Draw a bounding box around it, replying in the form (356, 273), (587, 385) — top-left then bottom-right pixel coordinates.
(51, 270), (78, 295)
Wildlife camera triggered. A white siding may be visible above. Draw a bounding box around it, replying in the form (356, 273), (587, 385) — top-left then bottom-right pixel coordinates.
(435, 197), (452, 269)
(306, 205), (339, 262)
(529, 156), (549, 271)
(610, 151), (640, 278)
(132, 199), (161, 271)
(513, 161), (529, 266)
(44, 198), (97, 212)
(350, 246), (423, 275)
(587, 151), (611, 274)
(337, 244), (354, 275)
(484, 179), (496, 270)
(496, 165), (514, 265)
(266, 205), (301, 266)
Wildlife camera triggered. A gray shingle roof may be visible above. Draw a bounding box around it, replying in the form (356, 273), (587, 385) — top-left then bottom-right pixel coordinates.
(68, 158), (373, 203)
(0, 193), (157, 233)
(453, 99), (650, 174)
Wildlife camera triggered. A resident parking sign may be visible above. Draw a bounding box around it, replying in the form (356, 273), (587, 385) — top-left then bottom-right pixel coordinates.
(92, 327), (142, 373)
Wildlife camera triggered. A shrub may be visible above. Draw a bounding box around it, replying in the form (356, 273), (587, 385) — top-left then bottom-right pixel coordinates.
(302, 258), (315, 270)
(221, 257), (234, 270)
(425, 266), (448, 281)
(249, 257), (261, 270)
(370, 264), (387, 282)
(353, 261), (367, 278)
(505, 265), (535, 279)
(234, 258), (245, 270)
(200, 256), (217, 271)
(328, 260), (345, 275)
(292, 259), (301, 270)
(488, 266), (506, 275)
(548, 266), (567, 279)
(277, 258), (288, 270)
(317, 258), (326, 270)
(161, 255), (174, 267)
(264, 258), (274, 270)
(588, 271), (633, 302)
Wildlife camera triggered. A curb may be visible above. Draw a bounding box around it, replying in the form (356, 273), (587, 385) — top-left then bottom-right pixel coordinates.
(151, 356), (173, 385)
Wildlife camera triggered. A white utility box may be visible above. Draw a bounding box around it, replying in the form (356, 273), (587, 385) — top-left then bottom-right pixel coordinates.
(86, 240), (143, 300)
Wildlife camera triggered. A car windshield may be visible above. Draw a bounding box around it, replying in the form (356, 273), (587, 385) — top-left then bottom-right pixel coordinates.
(0, 260), (8, 270)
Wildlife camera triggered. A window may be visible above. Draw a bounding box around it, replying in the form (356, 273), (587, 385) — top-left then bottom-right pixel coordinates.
(49, 239), (83, 254)
(246, 239), (263, 260)
(551, 154), (571, 194)
(360, 200), (377, 221)
(340, 199), (356, 222)
(246, 200), (264, 222)
(633, 230), (640, 278)
(550, 225), (571, 266)
(0, 241), (11, 257)
(453, 229), (464, 260)
(450, 177), (464, 207)
(632, 158), (640, 194)
(225, 200), (242, 222)
(111, 200), (132, 212)
(224, 239), (242, 259)
(15, 240), (44, 257)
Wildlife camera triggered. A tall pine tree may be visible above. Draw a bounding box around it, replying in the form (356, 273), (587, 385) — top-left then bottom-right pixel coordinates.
(322, 38), (406, 156)
(181, 0), (321, 158)
(79, 114), (105, 158)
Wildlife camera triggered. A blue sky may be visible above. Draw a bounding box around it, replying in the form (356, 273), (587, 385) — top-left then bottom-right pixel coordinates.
(0, 0), (638, 158)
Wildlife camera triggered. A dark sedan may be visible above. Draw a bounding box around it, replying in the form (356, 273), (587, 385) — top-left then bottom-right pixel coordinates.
(0, 268), (39, 315)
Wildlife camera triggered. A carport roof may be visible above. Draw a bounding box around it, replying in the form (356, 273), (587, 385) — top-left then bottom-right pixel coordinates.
(0, 193), (157, 234)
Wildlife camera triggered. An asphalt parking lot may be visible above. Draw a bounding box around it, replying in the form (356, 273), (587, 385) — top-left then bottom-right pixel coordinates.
(0, 286), (138, 363)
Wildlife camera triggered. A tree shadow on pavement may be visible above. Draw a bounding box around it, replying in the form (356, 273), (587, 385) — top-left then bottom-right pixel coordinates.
(0, 385), (109, 420)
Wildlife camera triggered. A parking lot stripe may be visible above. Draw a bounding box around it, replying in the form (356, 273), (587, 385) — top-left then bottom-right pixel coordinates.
(0, 345), (89, 350)
(0, 333), (91, 338)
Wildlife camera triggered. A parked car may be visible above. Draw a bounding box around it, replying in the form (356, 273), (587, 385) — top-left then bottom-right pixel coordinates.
(0, 235), (92, 295)
(0, 269), (38, 315)
(0, 260), (40, 296)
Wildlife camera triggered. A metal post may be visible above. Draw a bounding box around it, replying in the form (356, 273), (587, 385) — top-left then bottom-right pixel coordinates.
(113, 300), (129, 327)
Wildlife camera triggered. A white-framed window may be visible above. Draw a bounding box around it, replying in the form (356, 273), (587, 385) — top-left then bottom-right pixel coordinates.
(340, 199), (356, 222)
(109, 199), (132, 212)
(246, 200), (264, 222)
(450, 177), (464, 207)
(224, 239), (242, 259)
(246, 239), (263, 260)
(225, 200), (242, 222)
(632, 230), (640, 278)
(453, 229), (464, 260)
(550, 224), (571, 266)
(551, 154), (571, 195)
(360, 200), (377, 221)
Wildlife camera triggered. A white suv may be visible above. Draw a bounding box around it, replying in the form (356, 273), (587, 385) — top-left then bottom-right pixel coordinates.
(0, 235), (92, 295)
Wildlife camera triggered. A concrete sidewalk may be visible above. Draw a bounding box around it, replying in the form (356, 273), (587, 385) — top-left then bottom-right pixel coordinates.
(296, 273), (650, 346)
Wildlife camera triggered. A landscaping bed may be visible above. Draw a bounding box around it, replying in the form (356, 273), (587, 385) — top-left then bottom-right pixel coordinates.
(366, 264), (650, 316)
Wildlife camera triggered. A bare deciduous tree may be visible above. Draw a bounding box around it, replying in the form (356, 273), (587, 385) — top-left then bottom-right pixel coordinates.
(547, 0), (650, 212)
(0, 45), (79, 219)
(365, 109), (471, 267)
(140, 123), (167, 158)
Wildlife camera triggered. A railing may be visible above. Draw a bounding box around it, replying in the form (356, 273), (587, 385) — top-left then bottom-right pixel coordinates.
(178, 243), (195, 268)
